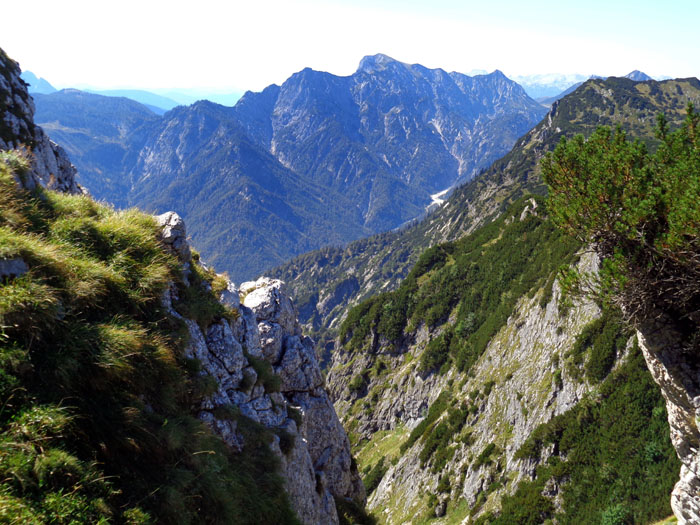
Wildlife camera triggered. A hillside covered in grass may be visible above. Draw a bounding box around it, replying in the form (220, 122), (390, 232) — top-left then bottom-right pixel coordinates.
(0, 151), (300, 523)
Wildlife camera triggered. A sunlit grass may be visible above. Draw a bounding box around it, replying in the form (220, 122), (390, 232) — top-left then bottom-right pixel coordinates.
(0, 150), (298, 523)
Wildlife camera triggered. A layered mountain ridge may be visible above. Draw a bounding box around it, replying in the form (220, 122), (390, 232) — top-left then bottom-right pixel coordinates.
(271, 75), (700, 359)
(32, 54), (546, 281)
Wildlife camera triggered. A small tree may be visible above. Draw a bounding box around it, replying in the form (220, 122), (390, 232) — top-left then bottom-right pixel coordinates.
(543, 105), (700, 329)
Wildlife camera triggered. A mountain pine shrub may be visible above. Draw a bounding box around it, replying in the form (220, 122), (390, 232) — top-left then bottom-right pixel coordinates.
(543, 105), (700, 328)
(486, 343), (677, 524)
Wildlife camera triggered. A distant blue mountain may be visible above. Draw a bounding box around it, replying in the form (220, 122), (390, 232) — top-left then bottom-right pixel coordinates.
(74, 88), (241, 110)
(21, 70), (242, 109)
(20, 71), (56, 94)
(33, 54), (546, 281)
(33, 89), (160, 198)
(151, 89), (243, 107)
(624, 70), (653, 81)
(84, 89), (180, 112)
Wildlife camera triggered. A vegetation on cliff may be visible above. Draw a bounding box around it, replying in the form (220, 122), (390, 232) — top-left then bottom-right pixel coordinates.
(479, 341), (678, 524)
(339, 196), (579, 377)
(333, 194), (679, 523)
(544, 104), (700, 329)
(539, 103), (700, 525)
(0, 152), (297, 524)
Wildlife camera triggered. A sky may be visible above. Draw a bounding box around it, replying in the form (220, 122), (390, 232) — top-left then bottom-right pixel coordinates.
(3, 0), (699, 93)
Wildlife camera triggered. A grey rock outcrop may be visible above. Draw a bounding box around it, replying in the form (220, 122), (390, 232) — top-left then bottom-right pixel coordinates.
(156, 211), (191, 262)
(242, 277), (366, 511)
(0, 48), (81, 194)
(160, 231), (364, 523)
(637, 317), (700, 524)
(0, 257), (28, 280)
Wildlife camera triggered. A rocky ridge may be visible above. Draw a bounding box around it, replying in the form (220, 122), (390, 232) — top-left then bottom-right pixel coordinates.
(158, 212), (364, 524)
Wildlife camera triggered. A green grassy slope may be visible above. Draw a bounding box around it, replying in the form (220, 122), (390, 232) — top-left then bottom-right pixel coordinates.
(0, 151), (297, 524)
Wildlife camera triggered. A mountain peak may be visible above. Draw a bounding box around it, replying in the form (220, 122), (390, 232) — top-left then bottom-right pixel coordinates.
(20, 70), (57, 94)
(624, 70), (653, 81)
(357, 53), (400, 73)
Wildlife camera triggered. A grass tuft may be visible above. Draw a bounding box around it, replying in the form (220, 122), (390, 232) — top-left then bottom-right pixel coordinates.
(0, 150), (299, 524)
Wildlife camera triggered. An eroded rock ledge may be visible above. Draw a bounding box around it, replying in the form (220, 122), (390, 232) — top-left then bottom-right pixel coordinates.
(160, 213), (364, 524)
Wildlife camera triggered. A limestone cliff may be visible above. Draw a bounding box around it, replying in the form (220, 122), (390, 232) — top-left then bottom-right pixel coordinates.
(159, 213), (364, 524)
(329, 252), (602, 522)
(637, 318), (700, 523)
(0, 48), (81, 194)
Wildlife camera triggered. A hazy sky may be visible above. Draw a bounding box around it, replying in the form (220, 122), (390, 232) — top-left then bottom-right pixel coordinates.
(3, 0), (698, 92)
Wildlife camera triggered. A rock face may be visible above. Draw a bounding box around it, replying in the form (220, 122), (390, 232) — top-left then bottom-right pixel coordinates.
(0, 257), (28, 280)
(327, 251), (607, 522)
(159, 218), (364, 524)
(156, 211), (192, 263)
(242, 278), (365, 520)
(637, 317), (700, 523)
(233, 55), (546, 209)
(0, 48), (81, 194)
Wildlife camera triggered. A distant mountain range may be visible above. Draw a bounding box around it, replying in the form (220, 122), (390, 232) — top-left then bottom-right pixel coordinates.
(20, 70), (56, 94)
(513, 73), (592, 99)
(21, 70), (242, 112)
(82, 88), (242, 112)
(81, 89), (180, 115)
(22, 66), (664, 113)
(625, 69), (653, 81)
(32, 54), (546, 281)
(514, 70), (662, 102)
(271, 74), (700, 353)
